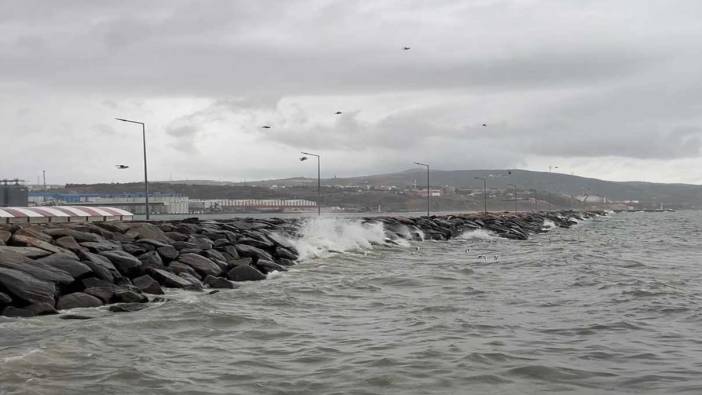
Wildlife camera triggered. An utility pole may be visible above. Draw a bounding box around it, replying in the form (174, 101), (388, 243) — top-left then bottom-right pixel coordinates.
(115, 118), (150, 219)
(414, 162), (430, 216)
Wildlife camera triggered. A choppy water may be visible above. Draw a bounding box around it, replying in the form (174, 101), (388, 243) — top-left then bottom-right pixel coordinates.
(2, 211), (702, 394)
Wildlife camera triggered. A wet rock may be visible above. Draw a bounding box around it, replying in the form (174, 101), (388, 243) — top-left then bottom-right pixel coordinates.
(113, 288), (148, 303)
(36, 254), (92, 278)
(15, 227), (53, 243)
(203, 275), (238, 289)
(27, 302), (58, 316)
(0, 229), (11, 244)
(109, 303), (149, 313)
(277, 258), (296, 267)
(95, 221), (131, 234)
(99, 250), (142, 276)
(189, 236), (214, 250)
(45, 228), (102, 243)
(235, 244), (274, 262)
(201, 249), (227, 263)
(177, 253), (222, 277)
(164, 231), (189, 242)
(168, 261), (200, 278)
(132, 274), (164, 295)
(275, 246), (298, 260)
(213, 238), (231, 248)
(172, 241), (198, 251)
(122, 243), (148, 256)
(157, 245), (179, 261)
(60, 314), (95, 320)
(237, 236), (274, 250)
(57, 292), (103, 310)
(254, 259), (288, 274)
(83, 286), (114, 303)
(0, 251), (74, 285)
(226, 264), (266, 282)
(137, 239), (171, 248)
(2, 306), (34, 317)
(178, 272), (204, 291)
(0, 291), (12, 304)
(148, 268), (195, 289)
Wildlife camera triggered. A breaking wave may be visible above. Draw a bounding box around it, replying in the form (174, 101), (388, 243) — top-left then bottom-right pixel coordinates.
(543, 219), (557, 230)
(459, 229), (497, 241)
(286, 217), (389, 260)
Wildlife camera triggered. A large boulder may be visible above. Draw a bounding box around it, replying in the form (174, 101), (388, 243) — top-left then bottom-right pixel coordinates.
(11, 234), (78, 259)
(36, 254), (93, 278)
(275, 246), (298, 260)
(125, 223), (171, 243)
(177, 253), (222, 277)
(189, 237), (214, 250)
(55, 236), (85, 252)
(83, 286), (114, 303)
(0, 250), (74, 285)
(0, 291), (12, 304)
(226, 264), (266, 282)
(203, 275), (238, 289)
(0, 229), (11, 244)
(148, 268), (195, 289)
(45, 228), (102, 243)
(0, 246), (52, 258)
(14, 227), (53, 243)
(253, 259), (288, 274)
(80, 252), (120, 282)
(0, 267), (56, 305)
(57, 292), (103, 310)
(113, 288), (148, 303)
(235, 244), (274, 262)
(138, 251), (164, 270)
(80, 241), (121, 252)
(157, 245), (179, 261)
(132, 274), (164, 295)
(167, 261), (200, 278)
(99, 250), (142, 276)
(236, 236), (274, 250)
(177, 273), (203, 291)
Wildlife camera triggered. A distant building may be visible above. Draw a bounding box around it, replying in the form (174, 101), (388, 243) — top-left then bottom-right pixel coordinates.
(28, 192), (189, 214)
(0, 180), (28, 207)
(189, 199), (317, 213)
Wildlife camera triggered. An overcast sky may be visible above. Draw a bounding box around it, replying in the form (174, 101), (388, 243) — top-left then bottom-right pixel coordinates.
(2, 0), (702, 185)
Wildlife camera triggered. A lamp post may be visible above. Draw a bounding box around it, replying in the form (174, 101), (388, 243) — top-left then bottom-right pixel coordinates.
(115, 118), (150, 220)
(300, 152), (321, 216)
(507, 183), (518, 213)
(414, 162), (430, 216)
(474, 176), (487, 214)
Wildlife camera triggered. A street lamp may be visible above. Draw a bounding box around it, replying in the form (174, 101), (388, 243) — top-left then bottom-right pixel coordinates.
(507, 183), (518, 213)
(414, 162), (430, 216)
(300, 152), (321, 216)
(474, 176), (487, 214)
(115, 118), (150, 220)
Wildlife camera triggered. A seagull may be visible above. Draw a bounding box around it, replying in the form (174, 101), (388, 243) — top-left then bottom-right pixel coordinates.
(300, 156), (308, 162)
(403, 46), (411, 50)
(115, 165), (129, 169)
(335, 111), (343, 115)
(261, 125), (271, 129)
(482, 123), (488, 127)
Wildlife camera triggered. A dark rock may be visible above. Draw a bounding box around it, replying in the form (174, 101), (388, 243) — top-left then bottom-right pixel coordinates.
(132, 274), (164, 295)
(82, 277), (115, 289)
(80, 241), (121, 252)
(122, 243), (148, 256)
(36, 254), (92, 278)
(95, 221), (131, 234)
(27, 302), (58, 316)
(83, 286), (114, 303)
(125, 223), (172, 243)
(45, 228), (102, 243)
(0, 229), (11, 244)
(172, 241), (197, 251)
(278, 258), (296, 267)
(109, 303), (149, 313)
(148, 268), (195, 289)
(113, 289), (148, 303)
(138, 251), (164, 270)
(0, 250), (74, 285)
(178, 272), (204, 291)
(99, 250), (142, 276)
(2, 306), (34, 317)
(0, 291), (12, 304)
(80, 252), (120, 282)
(268, 232), (299, 253)
(175, 223), (201, 234)
(0, 246), (52, 258)
(254, 259), (288, 274)
(57, 292), (103, 310)
(137, 239), (170, 248)
(235, 244), (274, 262)
(11, 234), (78, 258)
(237, 236), (274, 250)
(213, 238), (231, 248)
(14, 226), (53, 243)
(164, 231), (189, 242)
(168, 261), (200, 278)
(207, 290), (220, 295)
(157, 245), (179, 261)
(275, 246), (298, 260)
(201, 249), (227, 263)
(189, 236), (214, 250)
(55, 236), (84, 252)
(203, 275), (238, 289)
(226, 264), (266, 282)
(177, 253), (222, 277)
(60, 314), (95, 320)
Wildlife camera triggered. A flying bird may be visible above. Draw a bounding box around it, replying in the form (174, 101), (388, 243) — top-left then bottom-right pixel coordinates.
(261, 125), (271, 129)
(403, 46), (411, 50)
(300, 156), (308, 162)
(482, 123), (488, 127)
(335, 111), (343, 115)
(115, 165), (129, 169)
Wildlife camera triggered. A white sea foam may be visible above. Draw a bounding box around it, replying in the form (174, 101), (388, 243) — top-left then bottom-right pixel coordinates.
(459, 229), (497, 241)
(543, 219), (557, 230)
(287, 217), (389, 260)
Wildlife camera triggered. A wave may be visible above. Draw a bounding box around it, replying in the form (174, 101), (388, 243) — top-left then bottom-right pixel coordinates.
(542, 219), (557, 230)
(285, 217), (390, 260)
(459, 229), (497, 241)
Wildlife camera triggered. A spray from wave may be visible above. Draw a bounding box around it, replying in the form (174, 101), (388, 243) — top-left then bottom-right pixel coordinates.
(285, 217), (390, 260)
(543, 219), (557, 230)
(459, 229), (497, 241)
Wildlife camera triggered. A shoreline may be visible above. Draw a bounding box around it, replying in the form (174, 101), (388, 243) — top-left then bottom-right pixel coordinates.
(0, 210), (606, 318)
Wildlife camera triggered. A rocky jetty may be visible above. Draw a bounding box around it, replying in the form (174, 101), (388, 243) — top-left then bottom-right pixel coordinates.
(0, 210), (604, 318)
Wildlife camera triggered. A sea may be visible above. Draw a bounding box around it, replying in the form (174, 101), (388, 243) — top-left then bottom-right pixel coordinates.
(2, 211), (702, 394)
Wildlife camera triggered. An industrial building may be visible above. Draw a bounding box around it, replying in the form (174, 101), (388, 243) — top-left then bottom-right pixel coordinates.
(28, 192), (189, 214)
(0, 179), (29, 207)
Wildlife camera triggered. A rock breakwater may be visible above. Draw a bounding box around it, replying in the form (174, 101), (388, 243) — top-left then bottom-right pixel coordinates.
(0, 210), (605, 318)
